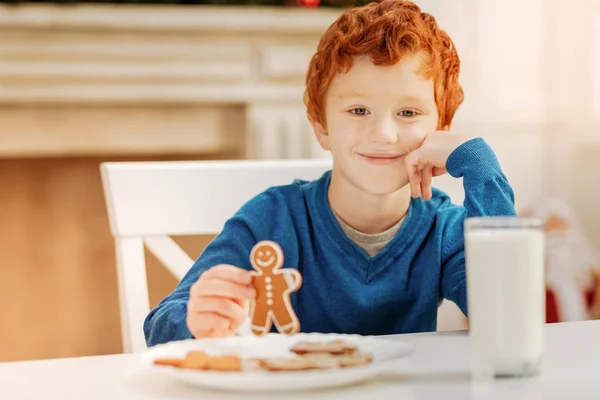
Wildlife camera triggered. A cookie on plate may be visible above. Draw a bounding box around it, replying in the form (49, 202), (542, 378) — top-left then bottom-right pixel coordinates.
(256, 357), (338, 372)
(290, 339), (358, 356)
(299, 352), (373, 368)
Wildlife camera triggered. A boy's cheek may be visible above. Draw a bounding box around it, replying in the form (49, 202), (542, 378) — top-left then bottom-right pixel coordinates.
(400, 126), (429, 150)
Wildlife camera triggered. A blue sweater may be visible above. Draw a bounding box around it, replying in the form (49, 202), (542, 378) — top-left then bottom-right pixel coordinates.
(144, 138), (516, 346)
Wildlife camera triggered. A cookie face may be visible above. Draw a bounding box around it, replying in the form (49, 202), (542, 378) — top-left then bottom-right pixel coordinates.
(251, 241), (283, 271)
(249, 241), (302, 336)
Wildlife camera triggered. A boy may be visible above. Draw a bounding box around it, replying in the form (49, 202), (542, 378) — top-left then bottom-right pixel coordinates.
(144, 0), (515, 345)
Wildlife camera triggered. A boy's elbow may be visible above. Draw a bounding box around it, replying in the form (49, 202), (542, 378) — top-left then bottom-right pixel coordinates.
(143, 307), (160, 347)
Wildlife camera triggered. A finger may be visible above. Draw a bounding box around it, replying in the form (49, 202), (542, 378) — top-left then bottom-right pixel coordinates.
(187, 312), (231, 338)
(231, 297), (247, 307)
(191, 279), (256, 301)
(404, 150), (423, 184)
(188, 296), (248, 327)
(201, 264), (253, 285)
(410, 179), (421, 199)
(211, 327), (236, 338)
(291, 270), (302, 289)
(421, 166), (433, 201)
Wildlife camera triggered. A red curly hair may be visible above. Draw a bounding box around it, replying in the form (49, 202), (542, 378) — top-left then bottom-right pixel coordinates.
(304, 0), (464, 130)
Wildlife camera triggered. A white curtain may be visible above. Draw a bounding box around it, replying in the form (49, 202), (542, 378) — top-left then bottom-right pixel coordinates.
(420, 0), (600, 328)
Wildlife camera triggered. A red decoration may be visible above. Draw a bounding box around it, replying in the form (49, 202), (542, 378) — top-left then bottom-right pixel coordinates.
(298, 0), (321, 7)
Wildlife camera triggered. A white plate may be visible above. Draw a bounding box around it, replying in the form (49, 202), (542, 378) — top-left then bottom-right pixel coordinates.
(143, 333), (412, 392)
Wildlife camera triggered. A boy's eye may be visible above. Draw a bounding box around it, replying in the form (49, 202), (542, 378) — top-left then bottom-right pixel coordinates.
(349, 108), (369, 116)
(399, 110), (417, 117)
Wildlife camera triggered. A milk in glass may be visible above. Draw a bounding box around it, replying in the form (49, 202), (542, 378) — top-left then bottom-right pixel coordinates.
(465, 217), (545, 378)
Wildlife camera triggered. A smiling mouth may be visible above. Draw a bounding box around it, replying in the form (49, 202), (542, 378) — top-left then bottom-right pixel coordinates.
(358, 153), (405, 164)
(361, 154), (402, 159)
(256, 257), (275, 268)
(359, 153), (404, 159)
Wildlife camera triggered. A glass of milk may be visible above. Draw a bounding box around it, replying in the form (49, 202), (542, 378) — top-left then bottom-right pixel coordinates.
(465, 217), (545, 379)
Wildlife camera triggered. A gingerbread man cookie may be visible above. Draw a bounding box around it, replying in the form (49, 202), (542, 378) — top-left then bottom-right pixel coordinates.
(249, 241), (302, 336)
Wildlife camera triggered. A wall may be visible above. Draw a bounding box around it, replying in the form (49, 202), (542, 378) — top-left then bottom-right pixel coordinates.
(541, 0), (600, 248)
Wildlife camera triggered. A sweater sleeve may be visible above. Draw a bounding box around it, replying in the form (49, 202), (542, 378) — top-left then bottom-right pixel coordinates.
(439, 138), (516, 315)
(142, 193), (276, 347)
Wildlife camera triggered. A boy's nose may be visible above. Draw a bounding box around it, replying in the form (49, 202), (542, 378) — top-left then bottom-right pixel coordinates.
(368, 118), (398, 144)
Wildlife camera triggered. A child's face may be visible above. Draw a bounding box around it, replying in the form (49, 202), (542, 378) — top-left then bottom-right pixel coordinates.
(313, 54), (439, 195)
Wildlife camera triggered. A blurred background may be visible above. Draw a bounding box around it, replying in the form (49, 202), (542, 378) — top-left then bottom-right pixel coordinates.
(0, 0), (599, 362)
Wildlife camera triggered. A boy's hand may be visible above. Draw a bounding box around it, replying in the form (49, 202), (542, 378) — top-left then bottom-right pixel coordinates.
(404, 131), (470, 200)
(187, 264), (255, 338)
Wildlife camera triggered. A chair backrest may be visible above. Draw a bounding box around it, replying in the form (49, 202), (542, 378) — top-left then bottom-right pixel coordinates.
(100, 158), (333, 353)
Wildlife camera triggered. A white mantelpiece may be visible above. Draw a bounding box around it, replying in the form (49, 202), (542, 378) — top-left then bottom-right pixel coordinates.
(0, 4), (340, 159)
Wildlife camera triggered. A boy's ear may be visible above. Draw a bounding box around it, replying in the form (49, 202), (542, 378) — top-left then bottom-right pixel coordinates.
(441, 124), (450, 132)
(311, 119), (331, 151)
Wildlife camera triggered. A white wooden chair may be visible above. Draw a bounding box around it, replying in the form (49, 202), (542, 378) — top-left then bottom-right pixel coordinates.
(100, 158), (333, 353)
(100, 158), (468, 353)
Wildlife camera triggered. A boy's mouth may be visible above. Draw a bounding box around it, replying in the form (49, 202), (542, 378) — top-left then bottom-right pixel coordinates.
(358, 152), (405, 165)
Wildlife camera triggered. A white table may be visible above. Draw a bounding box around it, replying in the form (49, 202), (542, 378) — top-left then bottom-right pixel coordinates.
(1, 321), (599, 399)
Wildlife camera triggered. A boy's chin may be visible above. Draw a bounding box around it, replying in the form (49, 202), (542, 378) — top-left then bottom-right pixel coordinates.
(357, 178), (410, 197)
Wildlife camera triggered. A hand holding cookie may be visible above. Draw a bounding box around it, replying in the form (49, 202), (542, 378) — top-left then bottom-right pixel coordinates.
(187, 264), (256, 338)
